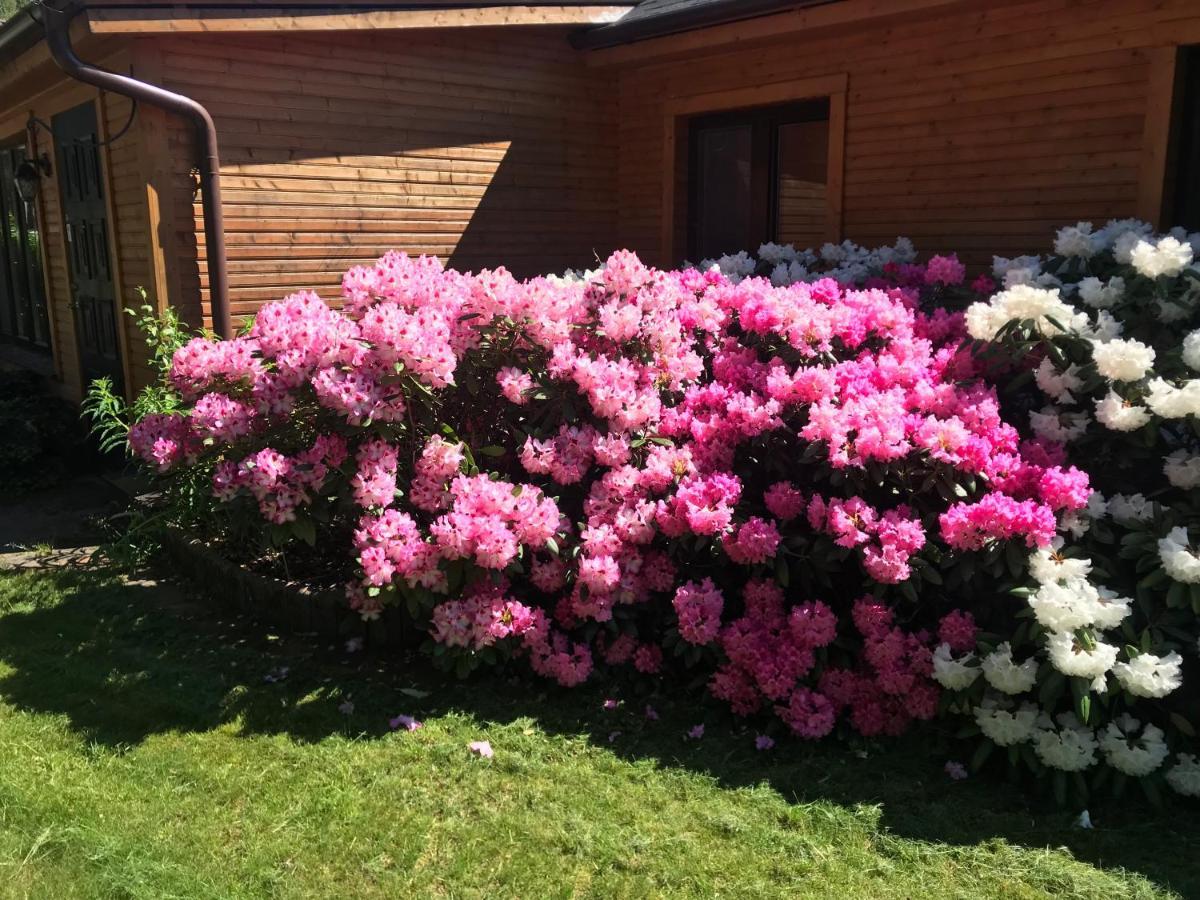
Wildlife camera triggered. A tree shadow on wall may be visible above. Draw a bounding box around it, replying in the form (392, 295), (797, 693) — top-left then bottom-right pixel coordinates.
(0, 564), (1196, 896)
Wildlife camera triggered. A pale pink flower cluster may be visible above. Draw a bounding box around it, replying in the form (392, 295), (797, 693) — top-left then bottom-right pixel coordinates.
(129, 412), (197, 472)
(808, 497), (925, 583)
(672, 578), (724, 644)
(429, 579), (538, 649)
(211, 434), (347, 524)
(430, 475), (560, 570)
(923, 254), (967, 286)
(410, 435), (465, 511)
(939, 492), (1058, 551)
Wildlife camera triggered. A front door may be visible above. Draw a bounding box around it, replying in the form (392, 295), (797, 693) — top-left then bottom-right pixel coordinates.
(52, 102), (122, 392)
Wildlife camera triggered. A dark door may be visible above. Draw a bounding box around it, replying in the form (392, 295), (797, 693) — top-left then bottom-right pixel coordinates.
(1172, 47), (1200, 230)
(0, 145), (51, 349)
(53, 102), (122, 392)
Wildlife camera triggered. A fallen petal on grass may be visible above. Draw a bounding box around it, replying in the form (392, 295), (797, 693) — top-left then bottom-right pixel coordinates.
(468, 740), (494, 759)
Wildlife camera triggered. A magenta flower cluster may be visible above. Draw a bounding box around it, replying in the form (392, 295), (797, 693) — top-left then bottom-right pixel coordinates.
(129, 246), (1092, 741)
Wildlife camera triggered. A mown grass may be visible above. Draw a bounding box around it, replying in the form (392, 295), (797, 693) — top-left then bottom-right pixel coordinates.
(0, 566), (1196, 899)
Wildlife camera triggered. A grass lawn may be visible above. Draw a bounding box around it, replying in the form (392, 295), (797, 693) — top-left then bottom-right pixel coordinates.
(0, 565), (1196, 899)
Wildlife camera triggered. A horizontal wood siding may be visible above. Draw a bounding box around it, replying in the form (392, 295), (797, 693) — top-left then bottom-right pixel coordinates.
(148, 27), (617, 326)
(612, 0), (1200, 267)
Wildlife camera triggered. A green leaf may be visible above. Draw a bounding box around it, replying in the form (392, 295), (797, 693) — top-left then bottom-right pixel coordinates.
(970, 739), (994, 772)
(1076, 692), (1091, 725)
(1005, 541), (1025, 579)
(1170, 712), (1197, 738)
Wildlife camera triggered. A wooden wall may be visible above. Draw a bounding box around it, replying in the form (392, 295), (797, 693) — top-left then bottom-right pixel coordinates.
(605, 0), (1200, 267)
(140, 26), (618, 329)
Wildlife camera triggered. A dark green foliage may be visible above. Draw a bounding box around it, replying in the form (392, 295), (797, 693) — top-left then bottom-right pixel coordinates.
(0, 369), (86, 499)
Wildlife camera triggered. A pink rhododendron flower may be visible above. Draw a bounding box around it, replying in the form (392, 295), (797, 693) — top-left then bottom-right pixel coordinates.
(672, 578), (724, 645)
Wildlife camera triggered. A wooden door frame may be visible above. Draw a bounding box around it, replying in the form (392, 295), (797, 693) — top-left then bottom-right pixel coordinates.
(1136, 47), (1182, 229)
(659, 72), (848, 266)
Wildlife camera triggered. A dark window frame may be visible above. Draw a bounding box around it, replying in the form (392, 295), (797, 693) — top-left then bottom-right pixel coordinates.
(0, 137), (51, 351)
(686, 98), (829, 261)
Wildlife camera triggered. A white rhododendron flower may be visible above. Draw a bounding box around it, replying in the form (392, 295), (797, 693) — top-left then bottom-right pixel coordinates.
(1028, 541), (1092, 584)
(974, 695), (1038, 745)
(819, 242), (846, 263)
(705, 251), (756, 282)
(1093, 390), (1151, 431)
(1090, 586), (1133, 630)
(1028, 578), (1129, 633)
(1029, 406), (1090, 443)
(756, 242), (798, 266)
(1112, 651), (1183, 699)
(1164, 450), (1200, 489)
(770, 261), (809, 286)
(1082, 310), (1123, 343)
(1076, 276), (1124, 309)
(1090, 338), (1155, 382)
(1035, 358), (1083, 403)
(964, 303), (1005, 341)
(1006, 268), (1054, 289)
(1107, 493), (1154, 523)
(1054, 222), (1098, 258)
(1033, 713), (1098, 772)
(991, 255), (1042, 281)
(963, 285), (1087, 342)
(1096, 218), (1152, 254)
(1145, 377), (1200, 418)
(1182, 329), (1200, 371)
(1130, 235), (1194, 279)
(1158, 526), (1200, 584)
(1046, 631), (1118, 681)
(1098, 716), (1169, 777)
(1112, 230), (1146, 265)
(931, 643), (980, 691)
(1058, 510), (1090, 539)
(980, 643), (1039, 695)
(1166, 754), (1200, 797)
(1156, 296), (1192, 323)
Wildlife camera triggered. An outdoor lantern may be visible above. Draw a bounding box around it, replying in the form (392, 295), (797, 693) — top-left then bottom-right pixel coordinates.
(14, 155), (51, 203)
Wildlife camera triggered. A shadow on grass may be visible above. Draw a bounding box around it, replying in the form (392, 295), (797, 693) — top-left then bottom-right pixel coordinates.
(0, 564), (1197, 896)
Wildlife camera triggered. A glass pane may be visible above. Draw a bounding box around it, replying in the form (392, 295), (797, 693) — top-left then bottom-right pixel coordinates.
(692, 123), (753, 261)
(775, 120), (829, 248)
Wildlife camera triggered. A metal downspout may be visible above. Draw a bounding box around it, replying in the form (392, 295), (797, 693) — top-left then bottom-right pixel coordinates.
(37, 2), (232, 338)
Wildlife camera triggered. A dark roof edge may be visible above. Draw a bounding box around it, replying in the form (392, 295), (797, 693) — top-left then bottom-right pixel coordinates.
(0, 3), (49, 63)
(0, 2), (88, 66)
(570, 0), (836, 49)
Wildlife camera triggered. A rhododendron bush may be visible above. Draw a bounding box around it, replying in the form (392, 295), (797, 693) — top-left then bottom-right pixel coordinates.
(952, 220), (1200, 803)
(120, 226), (1197, 804)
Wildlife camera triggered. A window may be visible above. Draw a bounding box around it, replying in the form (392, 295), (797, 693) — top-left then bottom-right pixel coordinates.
(687, 99), (829, 261)
(0, 142), (51, 349)
(1170, 47), (1200, 230)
